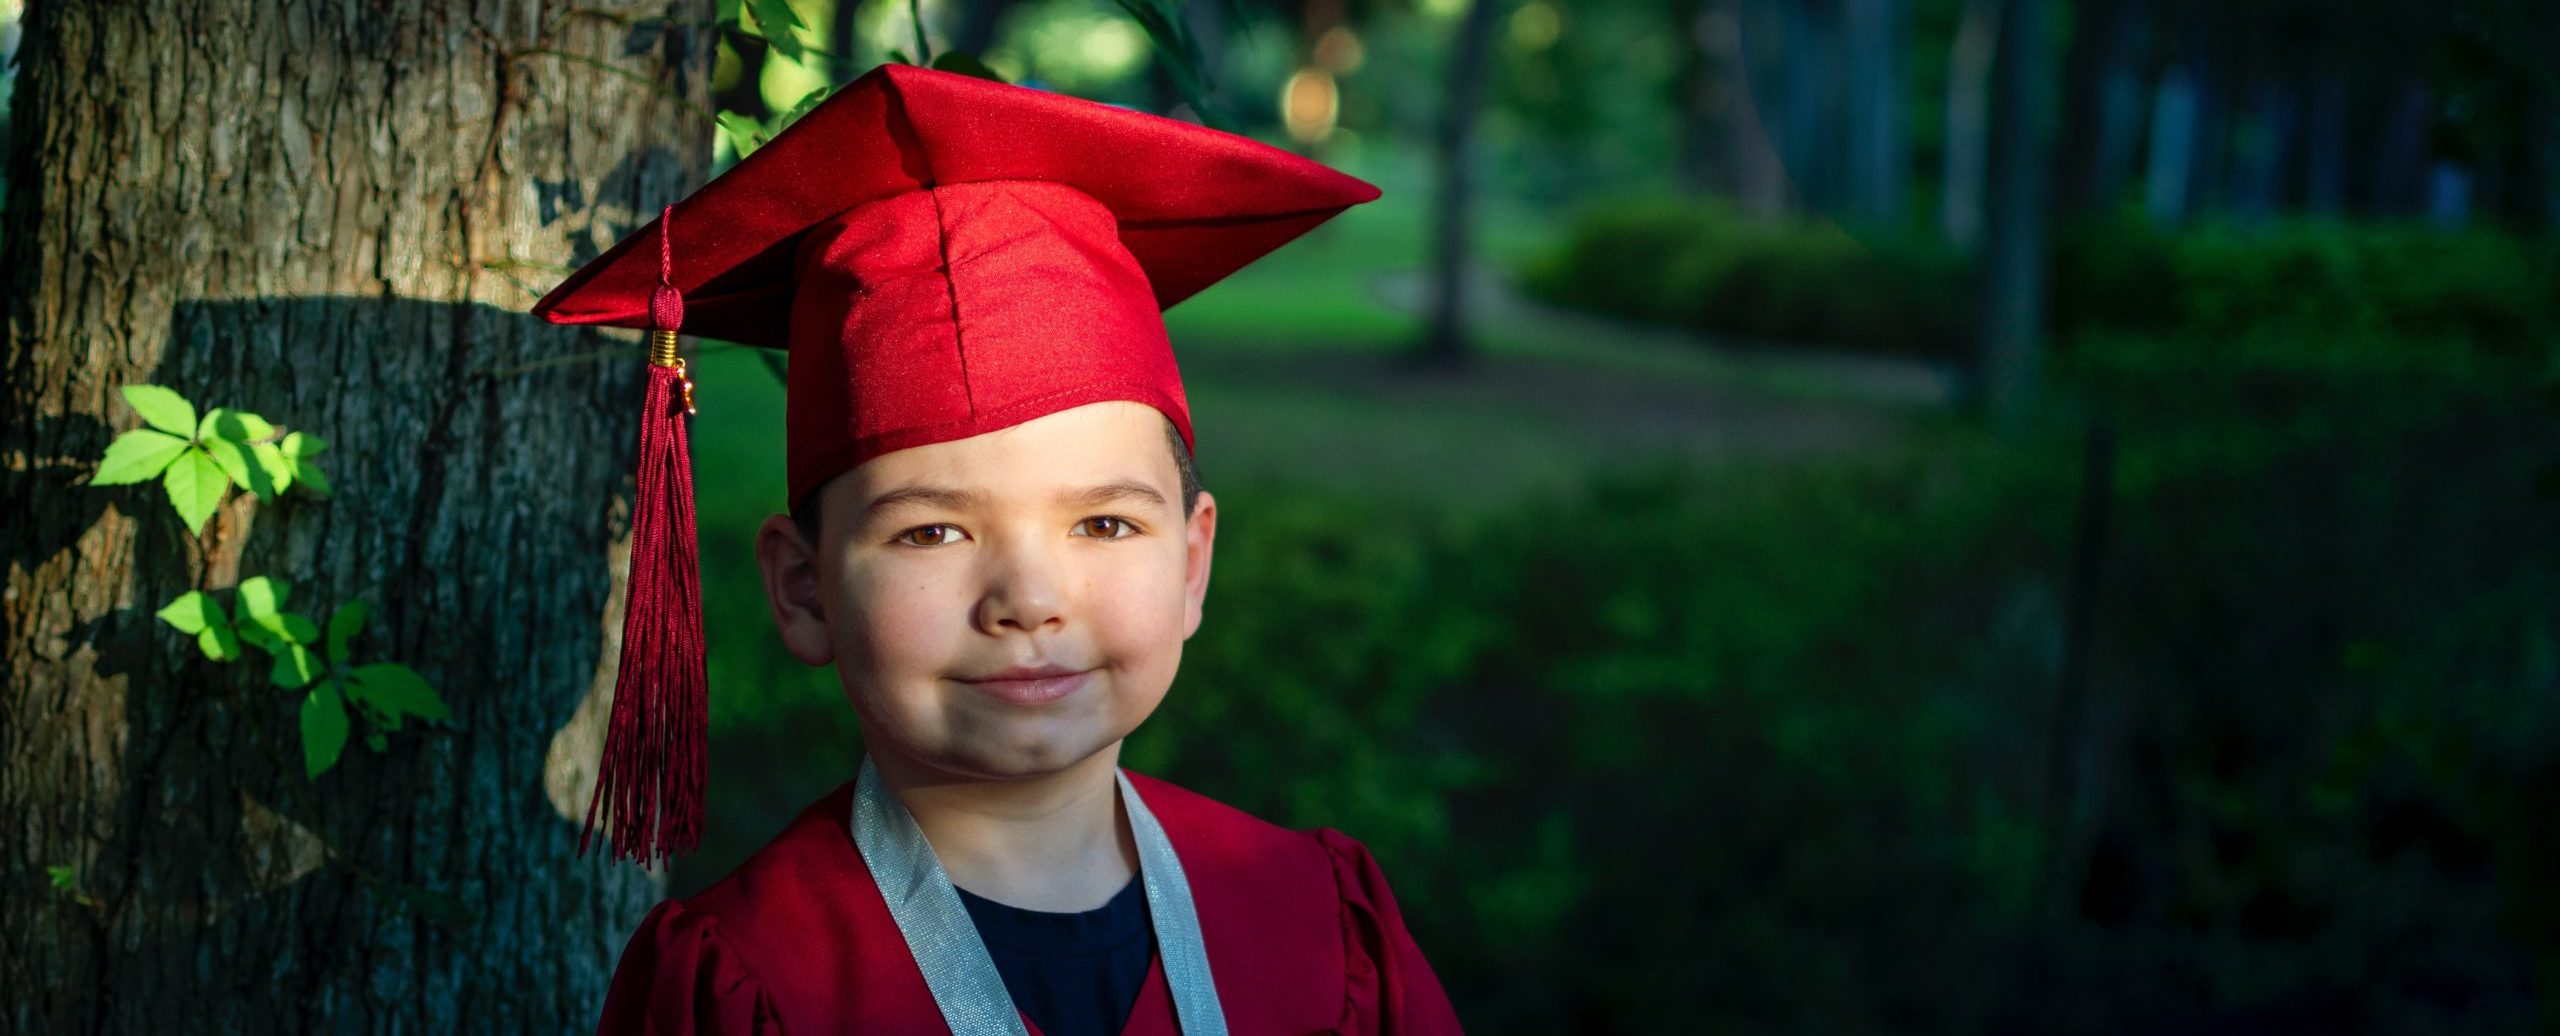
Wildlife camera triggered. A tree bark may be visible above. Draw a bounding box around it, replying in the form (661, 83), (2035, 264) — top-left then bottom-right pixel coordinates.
(1, 1), (709, 1031)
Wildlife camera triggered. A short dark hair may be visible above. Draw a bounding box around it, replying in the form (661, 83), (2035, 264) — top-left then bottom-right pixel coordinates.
(790, 415), (1201, 544)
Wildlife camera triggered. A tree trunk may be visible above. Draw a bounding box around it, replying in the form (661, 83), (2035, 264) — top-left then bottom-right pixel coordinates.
(1417, 0), (1502, 370)
(1773, 0), (1841, 214)
(1939, 0), (1996, 246)
(1975, 0), (2052, 425)
(2140, 63), (2199, 226)
(2050, 0), (2144, 214)
(1676, 0), (1787, 218)
(0, 2), (709, 1031)
(1840, 0), (1903, 227)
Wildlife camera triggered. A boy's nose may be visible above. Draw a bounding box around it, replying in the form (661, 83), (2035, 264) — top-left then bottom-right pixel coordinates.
(973, 548), (1067, 634)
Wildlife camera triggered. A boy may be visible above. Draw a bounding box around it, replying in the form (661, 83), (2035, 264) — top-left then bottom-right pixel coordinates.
(533, 63), (1464, 1034)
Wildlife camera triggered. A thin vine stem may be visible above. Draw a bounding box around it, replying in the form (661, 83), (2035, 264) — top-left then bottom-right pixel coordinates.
(512, 48), (722, 127)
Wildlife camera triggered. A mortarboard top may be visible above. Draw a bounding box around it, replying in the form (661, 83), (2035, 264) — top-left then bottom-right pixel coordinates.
(536, 61), (1382, 503)
(532, 61), (1381, 865)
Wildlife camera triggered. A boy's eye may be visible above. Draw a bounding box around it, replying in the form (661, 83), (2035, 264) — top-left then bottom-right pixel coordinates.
(896, 524), (965, 547)
(1075, 516), (1139, 539)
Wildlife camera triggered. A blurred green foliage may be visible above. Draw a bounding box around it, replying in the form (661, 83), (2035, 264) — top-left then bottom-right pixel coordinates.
(683, 320), (2558, 1032)
(2054, 208), (2560, 358)
(1523, 194), (2560, 366)
(1142, 330), (2558, 1032)
(1517, 194), (1976, 358)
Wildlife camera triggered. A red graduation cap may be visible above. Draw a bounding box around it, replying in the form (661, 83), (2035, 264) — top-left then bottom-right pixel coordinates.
(532, 62), (1381, 865)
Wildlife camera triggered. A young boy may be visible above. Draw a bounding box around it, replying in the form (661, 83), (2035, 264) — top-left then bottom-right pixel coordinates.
(533, 63), (1463, 1035)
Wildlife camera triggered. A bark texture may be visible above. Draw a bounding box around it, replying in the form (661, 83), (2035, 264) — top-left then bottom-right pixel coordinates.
(0, 1), (710, 1030)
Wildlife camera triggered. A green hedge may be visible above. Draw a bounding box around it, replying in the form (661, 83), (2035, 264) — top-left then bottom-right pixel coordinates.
(1516, 196), (1975, 359)
(2053, 208), (2559, 356)
(1522, 196), (2560, 362)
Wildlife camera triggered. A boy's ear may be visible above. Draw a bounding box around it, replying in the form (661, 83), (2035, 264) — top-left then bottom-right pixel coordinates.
(1182, 490), (1217, 640)
(756, 513), (837, 666)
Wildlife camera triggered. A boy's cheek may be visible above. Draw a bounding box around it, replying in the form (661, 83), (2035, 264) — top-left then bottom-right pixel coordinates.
(833, 570), (956, 646)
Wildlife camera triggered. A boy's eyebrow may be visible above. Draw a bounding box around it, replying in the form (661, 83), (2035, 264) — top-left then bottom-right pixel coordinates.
(858, 478), (1169, 522)
(860, 484), (990, 521)
(1063, 477), (1169, 512)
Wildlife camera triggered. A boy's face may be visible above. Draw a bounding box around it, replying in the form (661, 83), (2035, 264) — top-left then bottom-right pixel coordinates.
(755, 401), (1215, 782)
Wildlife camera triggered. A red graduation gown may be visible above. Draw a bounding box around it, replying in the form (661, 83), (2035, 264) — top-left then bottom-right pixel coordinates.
(595, 771), (1465, 1035)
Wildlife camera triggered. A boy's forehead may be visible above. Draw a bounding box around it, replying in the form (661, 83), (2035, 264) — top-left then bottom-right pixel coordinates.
(830, 401), (1177, 503)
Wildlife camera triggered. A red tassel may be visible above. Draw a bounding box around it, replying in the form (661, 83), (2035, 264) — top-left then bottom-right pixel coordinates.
(583, 208), (706, 865)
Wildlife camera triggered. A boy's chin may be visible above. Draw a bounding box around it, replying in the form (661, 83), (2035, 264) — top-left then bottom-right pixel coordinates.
(883, 726), (1134, 783)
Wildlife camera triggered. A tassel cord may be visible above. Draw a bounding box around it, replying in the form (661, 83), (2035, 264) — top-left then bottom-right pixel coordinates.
(582, 362), (708, 864)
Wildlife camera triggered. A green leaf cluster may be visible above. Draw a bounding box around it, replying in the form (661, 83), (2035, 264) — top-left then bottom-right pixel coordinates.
(91, 385), (331, 534)
(708, 0), (1010, 163)
(1101, 0), (1228, 128)
(101, 382), (448, 781)
(715, 81), (842, 160)
(157, 576), (449, 778)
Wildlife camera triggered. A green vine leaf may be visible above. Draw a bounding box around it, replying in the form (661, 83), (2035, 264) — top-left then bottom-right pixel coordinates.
(93, 429), (192, 486)
(157, 591), (220, 634)
(716, 110), (767, 159)
(353, 693), (405, 733)
(249, 441), (297, 495)
(202, 438), (282, 502)
(198, 622), (244, 662)
(928, 51), (1006, 84)
(46, 865), (77, 890)
(326, 601), (370, 665)
(279, 432), (330, 496)
(301, 683), (350, 777)
(161, 448), (230, 535)
(238, 576), (289, 619)
(747, 0), (806, 62)
(364, 729), (389, 753)
(120, 385), (197, 437)
(156, 591), (244, 661)
(772, 83), (832, 135)
(348, 662), (450, 722)
(1104, 0), (1226, 128)
(270, 642), (322, 689)
(293, 614), (321, 642)
(240, 610), (320, 653)
(234, 577), (320, 659)
(200, 407), (277, 443)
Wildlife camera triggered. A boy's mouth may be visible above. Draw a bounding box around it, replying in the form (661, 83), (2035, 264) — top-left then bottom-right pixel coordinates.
(954, 664), (1095, 706)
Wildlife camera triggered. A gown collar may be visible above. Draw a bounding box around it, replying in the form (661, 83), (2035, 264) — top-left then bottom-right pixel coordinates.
(849, 755), (1230, 1036)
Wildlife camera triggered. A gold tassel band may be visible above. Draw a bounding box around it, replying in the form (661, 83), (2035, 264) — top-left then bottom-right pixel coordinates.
(649, 328), (681, 368)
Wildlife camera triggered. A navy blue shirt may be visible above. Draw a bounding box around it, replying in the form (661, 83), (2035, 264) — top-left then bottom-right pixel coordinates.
(956, 875), (1155, 1036)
